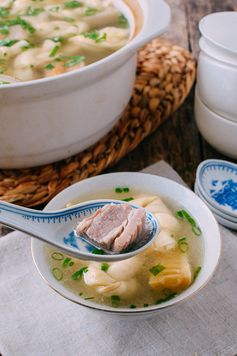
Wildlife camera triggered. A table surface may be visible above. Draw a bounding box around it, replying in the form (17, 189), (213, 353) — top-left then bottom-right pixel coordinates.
(107, 0), (237, 188)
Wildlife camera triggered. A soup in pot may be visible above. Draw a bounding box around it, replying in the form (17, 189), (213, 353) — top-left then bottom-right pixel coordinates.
(0, 0), (130, 83)
(46, 187), (203, 309)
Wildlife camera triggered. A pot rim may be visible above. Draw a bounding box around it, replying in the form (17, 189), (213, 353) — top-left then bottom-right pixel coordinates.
(0, 0), (170, 90)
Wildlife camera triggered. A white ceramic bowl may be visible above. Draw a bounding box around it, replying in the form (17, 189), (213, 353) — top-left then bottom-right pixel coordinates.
(0, 0), (170, 169)
(195, 88), (237, 159)
(198, 12), (237, 121)
(32, 172), (221, 318)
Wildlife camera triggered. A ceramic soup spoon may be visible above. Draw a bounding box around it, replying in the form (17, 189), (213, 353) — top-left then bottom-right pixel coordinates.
(0, 200), (159, 262)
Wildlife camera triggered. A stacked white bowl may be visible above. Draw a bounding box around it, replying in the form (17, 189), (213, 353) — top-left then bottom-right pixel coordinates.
(195, 12), (237, 158)
(195, 159), (237, 230)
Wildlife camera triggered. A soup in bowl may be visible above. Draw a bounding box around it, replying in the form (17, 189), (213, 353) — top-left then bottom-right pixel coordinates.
(0, 0), (171, 169)
(0, 0), (131, 82)
(32, 172), (221, 317)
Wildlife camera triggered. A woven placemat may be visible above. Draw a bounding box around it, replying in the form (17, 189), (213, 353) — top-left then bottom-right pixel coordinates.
(0, 39), (196, 207)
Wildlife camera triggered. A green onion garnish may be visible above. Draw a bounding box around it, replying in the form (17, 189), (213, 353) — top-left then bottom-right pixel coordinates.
(62, 257), (71, 267)
(51, 252), (64, 260)
(177, 237), (189, 253)
(122, 197), (134, 202)
(115, 187), (123, 193)
(82, 30), (107, 43)
(52, 267), (63, 281)
(0, 7), (9, 18)
(117, 14), (129, 28)
(92, 248), (105, 255)
(84, 7), (98, 16)
(79, 292), (83, 296)
(50, 36), (64, 43)
(25, 7), (44, 16)
(45, 63), (54, 70)
(84, 296), (94, 300)
(111, 295), (120, 307)
(0, 38), (18, 47)
(69, 261), (74, 267)
(64, 1), (83, 8)
(129, 304), (136, 308)
(193, 266), (202, 280)
(49, 45), (59, 57)
(123, 187), (129, 192)
(155, 293), (176, 304)
(64, 55), (85, 67)
(50, 6), (60, 12)
(71, 266), (88, 280)
(0, 25), (9, 35)
(7, 17), (36, 34)
(192, 225), (202, 236)
(101, 263), (109, 272)
(149, 264), (165, 276)
(143, 303), (149, 307)
(176, 209), (202, 236)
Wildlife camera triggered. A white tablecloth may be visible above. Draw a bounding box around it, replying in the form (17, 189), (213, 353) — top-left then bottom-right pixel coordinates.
(0, 161), (237, 356)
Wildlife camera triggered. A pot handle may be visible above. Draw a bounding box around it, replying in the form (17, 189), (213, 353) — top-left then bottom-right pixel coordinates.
(129, 0), (171, 52)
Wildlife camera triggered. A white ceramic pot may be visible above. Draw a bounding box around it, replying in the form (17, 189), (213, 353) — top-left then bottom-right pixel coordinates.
(0, 0), (170, 169)
(32, 172), (221, 318)
(198, 12), (237, 121)
(194, 88), (237, 159)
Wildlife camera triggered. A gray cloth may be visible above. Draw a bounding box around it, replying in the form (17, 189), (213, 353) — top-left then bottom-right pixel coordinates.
(0, 161), (237, 356)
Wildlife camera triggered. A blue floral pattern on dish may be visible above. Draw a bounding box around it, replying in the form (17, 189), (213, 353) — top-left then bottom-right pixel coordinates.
(210, 179), (237, 211)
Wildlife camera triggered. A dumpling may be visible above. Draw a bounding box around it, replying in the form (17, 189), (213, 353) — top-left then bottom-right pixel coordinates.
(149, 248), (192, 293)
(152, 229), (177, 252)
(97, 279), (138, 298)
(131, 196), (157, 208)
(108, 255), (143, 281)
(154, 213), (180, 232)
(80, 7), (120, 29)
(83, 265), (115, 286)
(34, 21), (88, 39)
(145, 197), (173, 215)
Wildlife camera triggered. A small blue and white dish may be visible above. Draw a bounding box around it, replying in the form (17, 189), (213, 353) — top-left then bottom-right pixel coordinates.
(194, 180), (237, 230)
(196, 159), (237, 218)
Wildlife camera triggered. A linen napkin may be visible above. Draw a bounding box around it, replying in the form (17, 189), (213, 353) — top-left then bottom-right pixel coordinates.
(0, 161), (237, 356)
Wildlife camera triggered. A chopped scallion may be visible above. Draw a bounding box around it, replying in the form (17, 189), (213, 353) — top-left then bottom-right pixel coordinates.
(82, 30), (107, 43)
(111, 295), (120, 307)
(0, 38), (18, 47)
(155, 293), (176, 304)
(51, 252), (64, 260)
(176, 209), (202, 236)
(117, 14), (129, 28)
(193, 266), (202, 280)
(64, 55), (85, 67)
(64, 1), (83, 8)
(129, 304), (136, 308)
(149, 264), (165, 276)
(84, 7), (98, 16)
(71, 266), (88, 280)
(49, 45), (59, 57)
(177, 236), (189, 253)
(122, 197), (134, 202)
(45, 63), (55, 70)
(92, 248), (105, 255)
(62, 257), (71, 267)
(101, 263), (110, 272)
(52, 267), (63, 281)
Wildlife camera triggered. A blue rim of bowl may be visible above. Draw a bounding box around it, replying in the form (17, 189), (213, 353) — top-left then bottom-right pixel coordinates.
(197, 159), (237, 218)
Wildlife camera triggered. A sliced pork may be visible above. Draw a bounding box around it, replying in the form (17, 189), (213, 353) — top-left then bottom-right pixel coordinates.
(76, 204), (146, 252)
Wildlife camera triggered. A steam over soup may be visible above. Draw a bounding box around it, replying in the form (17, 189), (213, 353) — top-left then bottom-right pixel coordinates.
(47, 188), (203, 308)
(0, 0), (130, 82)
